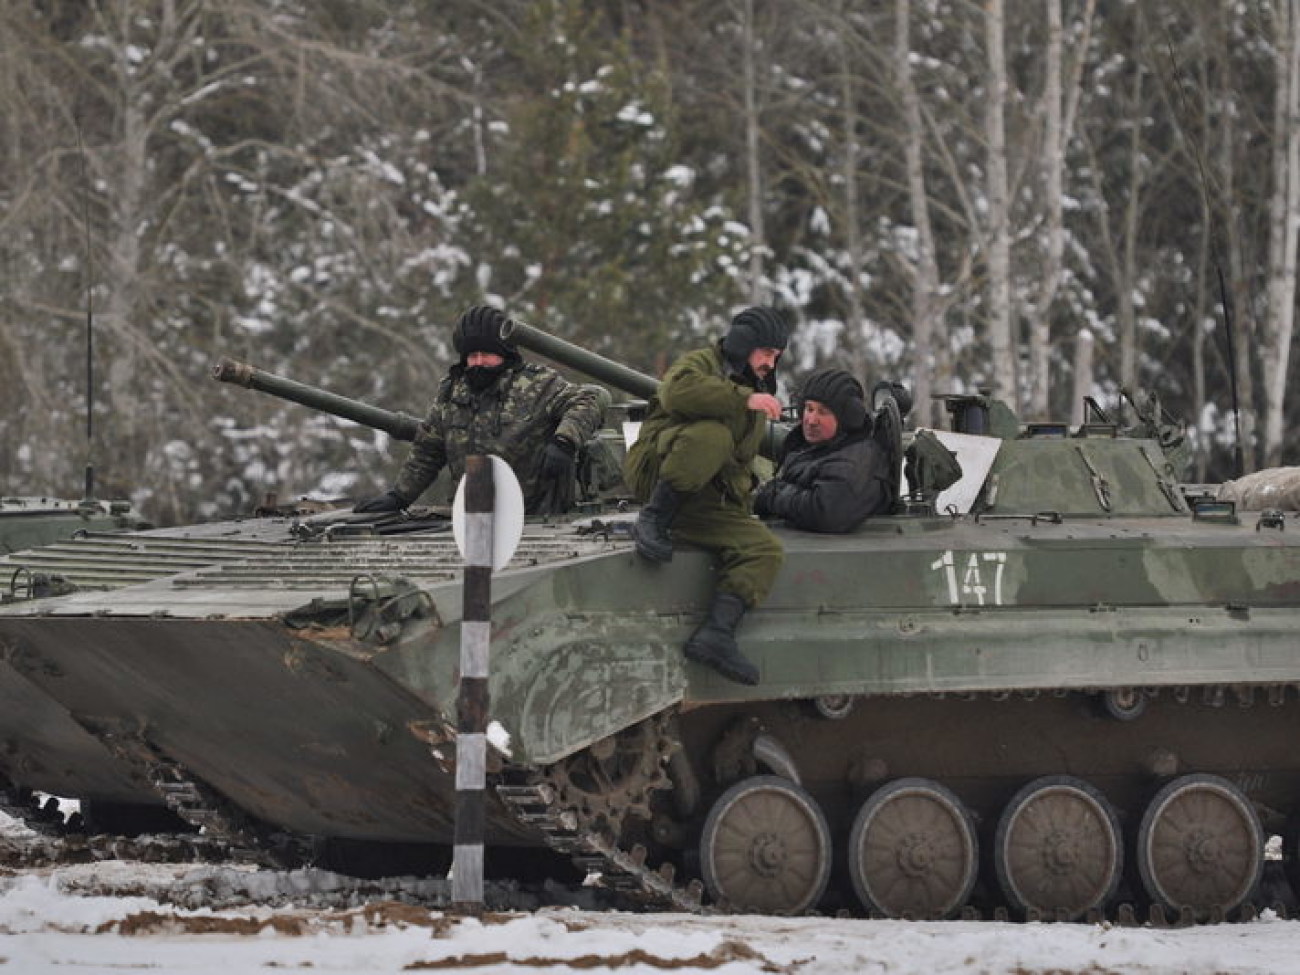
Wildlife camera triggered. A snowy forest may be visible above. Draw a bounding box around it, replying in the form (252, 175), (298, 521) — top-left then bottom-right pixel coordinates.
(3, 0), (1300, 525)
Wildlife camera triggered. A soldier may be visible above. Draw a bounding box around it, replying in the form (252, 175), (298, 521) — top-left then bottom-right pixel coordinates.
(754, 367), (893, 532)
(623, 307), (788, 686)
(354, 306), (607, 516)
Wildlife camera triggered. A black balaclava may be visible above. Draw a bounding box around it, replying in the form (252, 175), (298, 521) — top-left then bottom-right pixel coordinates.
(720, 306), (789, 392)
(452, 306), (519, 392)
(799, 368), (868, 434)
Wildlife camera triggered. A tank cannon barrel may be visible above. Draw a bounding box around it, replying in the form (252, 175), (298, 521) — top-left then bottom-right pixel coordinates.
(499, 320), (660, 400)
(212, 358), (422, 442)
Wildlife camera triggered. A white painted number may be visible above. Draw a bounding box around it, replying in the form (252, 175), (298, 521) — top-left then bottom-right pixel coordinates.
(930, 550), (1007, 606)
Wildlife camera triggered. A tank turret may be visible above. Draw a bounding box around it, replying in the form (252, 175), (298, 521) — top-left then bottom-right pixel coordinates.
(212, 358), (422, 442)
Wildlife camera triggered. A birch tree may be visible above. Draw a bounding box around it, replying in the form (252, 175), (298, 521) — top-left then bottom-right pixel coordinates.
(1027, 0), (1095, 420)
(0, 0), (476, 520)
(895, 0), (948, 426)
(1221, 100), (1259, 474)
(984, 0), (1017, 403)
(835, 2), (867, 378)
(739, 0), (769, 303)
(1262, 0), (1300, 468)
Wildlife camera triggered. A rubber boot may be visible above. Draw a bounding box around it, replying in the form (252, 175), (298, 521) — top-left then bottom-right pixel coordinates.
(683, 593), (759, 686)
(632, 480), (683, 562)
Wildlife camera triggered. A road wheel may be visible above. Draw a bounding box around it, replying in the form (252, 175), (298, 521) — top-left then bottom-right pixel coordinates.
(1135, 773), (1263, 921)
(699, 775), (831, 915)
(848, 777), (978, 919)
(994, 775), (1122, 919)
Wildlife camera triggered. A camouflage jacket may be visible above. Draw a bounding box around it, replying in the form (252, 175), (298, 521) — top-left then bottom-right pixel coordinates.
(392, 360), (606, 512)
(625, 343), (768, 504)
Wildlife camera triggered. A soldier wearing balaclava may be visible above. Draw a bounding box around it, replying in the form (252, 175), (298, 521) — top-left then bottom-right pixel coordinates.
(354, 305), (607, 517)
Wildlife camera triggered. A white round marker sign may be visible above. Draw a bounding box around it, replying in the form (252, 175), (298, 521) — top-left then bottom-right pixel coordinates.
(451, 454), (525, 571)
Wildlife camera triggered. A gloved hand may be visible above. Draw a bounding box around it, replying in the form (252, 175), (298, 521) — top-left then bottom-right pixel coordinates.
(753, 478), (786, 519)
(872, 380), (913, 419)
(353, 490), (405, 514)
(536, 437), (577, 515)
(539, 436), (577, 481)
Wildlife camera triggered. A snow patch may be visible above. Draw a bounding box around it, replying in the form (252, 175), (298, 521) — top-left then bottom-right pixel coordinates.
(487, 720), (512, 758)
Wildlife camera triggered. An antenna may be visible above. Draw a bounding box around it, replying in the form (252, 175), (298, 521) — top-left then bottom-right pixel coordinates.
(74, 115), (95, 502)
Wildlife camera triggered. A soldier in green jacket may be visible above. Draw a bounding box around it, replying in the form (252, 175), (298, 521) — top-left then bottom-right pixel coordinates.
(623, 307), (789, 685)
(355, 306), (608, 516)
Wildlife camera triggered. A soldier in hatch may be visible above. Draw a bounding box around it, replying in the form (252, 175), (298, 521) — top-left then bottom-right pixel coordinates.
(754, 367), (893, 533)
(623, 306), (789, 686)
(354, 306), (607, 516)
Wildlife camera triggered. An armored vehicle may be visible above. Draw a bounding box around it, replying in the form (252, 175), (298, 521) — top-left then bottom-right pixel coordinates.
(0, 495), (145, 556)
(0, 495), (154, 830)
(1, 327), (1299, 924)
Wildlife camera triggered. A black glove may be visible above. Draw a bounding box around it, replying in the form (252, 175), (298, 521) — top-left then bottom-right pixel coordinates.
(353, 490), (405, 514)
(753, 478), (784, 519)
(872, 380), (913, 419)
(536, 437), (577, 515)
(540, 436), (577, 480)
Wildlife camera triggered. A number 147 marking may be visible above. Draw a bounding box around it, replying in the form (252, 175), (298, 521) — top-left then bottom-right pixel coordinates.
(930, 551), (1008, 606)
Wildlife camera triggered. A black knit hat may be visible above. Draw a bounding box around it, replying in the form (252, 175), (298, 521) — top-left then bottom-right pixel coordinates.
(799, 368), (868, 433)
(452, 306), (517, 362)
(721, 306), (789, 369)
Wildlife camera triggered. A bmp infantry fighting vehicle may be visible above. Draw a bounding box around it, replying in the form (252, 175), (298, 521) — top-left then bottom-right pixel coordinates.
(2, 325), (1300, 925)
(0, 495), (144, 556)
(0, 495), (152, 830)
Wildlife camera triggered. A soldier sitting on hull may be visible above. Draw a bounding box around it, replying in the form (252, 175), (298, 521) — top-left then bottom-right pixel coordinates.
(623, 307), (789, 686)
(355, 306), (608, 516)
(754, 368), (893, 533)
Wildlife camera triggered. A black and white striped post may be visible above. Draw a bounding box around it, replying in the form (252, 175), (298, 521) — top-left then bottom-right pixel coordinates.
(452, 453), (493, 913)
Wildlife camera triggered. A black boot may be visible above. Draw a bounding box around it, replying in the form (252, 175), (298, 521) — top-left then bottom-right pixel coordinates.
(632, 480), (683, 562)
(683, 593), (759, 686)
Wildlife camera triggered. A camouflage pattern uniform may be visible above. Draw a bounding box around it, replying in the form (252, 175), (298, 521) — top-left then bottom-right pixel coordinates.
(392, 360), (606, 514)
(625, 344), (783, 607)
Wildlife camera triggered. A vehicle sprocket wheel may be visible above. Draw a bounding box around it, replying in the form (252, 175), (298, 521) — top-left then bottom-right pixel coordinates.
(848, 777), (978, 919)
(1136, 773), (1263, 921)
(700, 774), (831, 915)
(994, 775), (1122, 919)
(540, 714), (673, 839)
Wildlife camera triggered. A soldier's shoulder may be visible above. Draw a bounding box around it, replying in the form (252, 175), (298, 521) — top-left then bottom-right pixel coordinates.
(518, 361), (556, 378)
(681, 345), (723, 368)
(664, 345), (722, 381)
(514, 361), (566, 389)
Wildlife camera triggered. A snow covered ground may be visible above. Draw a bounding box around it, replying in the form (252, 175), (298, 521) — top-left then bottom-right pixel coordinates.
(5, 812), (1300, 974)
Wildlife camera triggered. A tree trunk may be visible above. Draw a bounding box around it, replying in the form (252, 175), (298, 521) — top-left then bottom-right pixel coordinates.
(895, 0), (944, 425)
(1262, 0), (1300, 468)
(1193, 153), (1212, 483)
(838, 6), (866, 379)
(1222, 103), (1258, 474)
(1117, 64), (1142, 396)
(1027, 0), (1063, 420)
(1070, 329), (1094, 427)
(984, 0), (1016, 403)
(740, 0), (767, 302)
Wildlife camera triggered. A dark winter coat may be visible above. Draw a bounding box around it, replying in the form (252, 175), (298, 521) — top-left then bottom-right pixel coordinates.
(753, 427), (892, 533)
